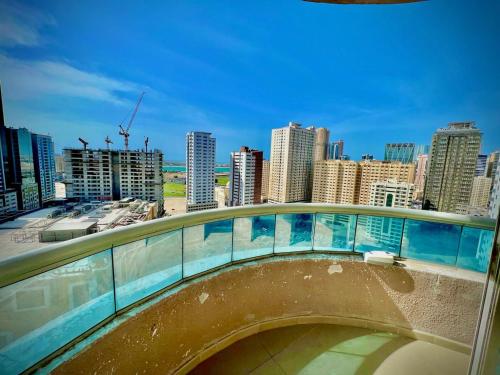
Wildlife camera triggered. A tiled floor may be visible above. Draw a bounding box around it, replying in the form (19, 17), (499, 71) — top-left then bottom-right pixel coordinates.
(190, 324), (469, 375)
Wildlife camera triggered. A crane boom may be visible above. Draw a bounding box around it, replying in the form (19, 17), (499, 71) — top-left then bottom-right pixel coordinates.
(126, 92), (145, 132)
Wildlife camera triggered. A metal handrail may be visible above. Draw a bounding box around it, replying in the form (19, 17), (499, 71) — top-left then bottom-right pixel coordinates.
(0, 204), (495, 288)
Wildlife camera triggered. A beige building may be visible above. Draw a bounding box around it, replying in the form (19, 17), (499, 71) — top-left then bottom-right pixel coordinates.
(312, 160), (360, 204)
(358, 161), (415, 205)
(424, 122), (481, 213)
(413, 154), (428, 199)
(261, 160), (270, 202)
(268, 122), (315, 203)
(369, 180), (415, 208)
(313, 127), (330, 162)
(469, 176), (492, 209)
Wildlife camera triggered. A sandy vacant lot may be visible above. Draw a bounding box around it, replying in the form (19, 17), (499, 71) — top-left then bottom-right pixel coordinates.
(164, 197), (186, 216)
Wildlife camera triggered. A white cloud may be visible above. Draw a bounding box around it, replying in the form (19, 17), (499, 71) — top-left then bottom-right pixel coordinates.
(0, 54), (140, 106)
(0, 2), (56, 47)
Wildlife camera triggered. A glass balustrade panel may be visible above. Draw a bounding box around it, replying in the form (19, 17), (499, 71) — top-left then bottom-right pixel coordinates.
(401, 219), (461, 266)
(456, 227), (494, 273)
(113, 230), (183, 310)
(314, 213), (357, 251)
(354, 215), (403, 255)
(274, 214), (313, 253)
(233, 215), (275, 260)
(183, 219), (233, 277)
(0, 250), (114, 374)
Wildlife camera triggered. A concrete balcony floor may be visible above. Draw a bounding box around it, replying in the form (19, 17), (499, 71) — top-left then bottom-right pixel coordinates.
(190, 324), (468, 375)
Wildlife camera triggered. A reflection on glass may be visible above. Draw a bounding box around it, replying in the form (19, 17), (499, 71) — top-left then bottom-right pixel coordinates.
(314, 213), (356, 251)
(183, 219), (233, 277)
(113, 230), (182, 309)
(275, 214), (313, 253)
(401, 219), (461, 265)
(456, 227), (494, 273)
(0, 250), (114, 374)
(233, 215), (275, 260)
(354, 215), (403, 254)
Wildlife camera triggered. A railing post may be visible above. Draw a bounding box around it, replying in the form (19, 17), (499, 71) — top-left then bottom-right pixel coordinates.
(110, 247), (118, 313)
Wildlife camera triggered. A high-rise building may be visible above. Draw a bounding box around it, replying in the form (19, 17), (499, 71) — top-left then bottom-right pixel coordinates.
(358, 161), (415, 205)
(64, 148), (163, 208)
(485, 151), (500, 179)
(369, 180), (415, 208)
(186, 131), (218, 212)
(312, 160), (360, 204)
(475, 154), (488, 177)
(414, 144), (430, 159)
(261, 160), (270, 202)
(3, 127), (40, 210)
(329, 140), (344, 160)
(413, 154), (428, 200)
(361, 154), (374, 161)
(229, 146), (263, 206)
(313, 127), (329, 162)
(0, 84), (18, 216)
(32, 133), (56, 205)
(489, 163), (500, 219)
(469, 176), (492, 210)
(268, 122), (315, 203)
(384, 143), (415, 164)
(424, 122), (481, 213)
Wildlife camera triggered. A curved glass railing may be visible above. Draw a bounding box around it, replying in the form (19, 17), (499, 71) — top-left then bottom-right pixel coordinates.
(0, 204), (495, 373)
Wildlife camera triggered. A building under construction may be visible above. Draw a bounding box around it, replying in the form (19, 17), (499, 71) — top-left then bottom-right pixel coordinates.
(63, 148), (164, 211)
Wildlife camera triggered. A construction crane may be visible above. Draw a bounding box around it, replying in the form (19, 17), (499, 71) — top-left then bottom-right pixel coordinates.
(78, 137), (89, 151)
(144, 137), (149, 153)
(119, 91), (145, 151)
(104, 136), (113, 150)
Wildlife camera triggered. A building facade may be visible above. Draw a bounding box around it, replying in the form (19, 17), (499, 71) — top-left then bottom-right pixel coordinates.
(64, 148), (163, 209)
(384, 143), (416, 164)
(31, 133), (56, 205)
(261, 160), (270, 202)
(489, 163), (500, 219)
(186, 132), (218, 212)
(313, 127), (329, 162)
(475, 154), (487, 177)
(358, 161), (415, 205)
(486, 151), (500, 179)
(469, 176), (492, 209)
(268, 122), (315, 203)
(329, 140), (344, 160)
(413, 154), (428, 200)
(312, 160), (360, 204)
(369, 180), (415, 208)
(423, 122), (481, 213)
(229, 147), (263, 206)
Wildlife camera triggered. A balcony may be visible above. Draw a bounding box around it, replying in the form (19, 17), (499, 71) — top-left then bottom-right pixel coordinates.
(0, 204), (496, 374)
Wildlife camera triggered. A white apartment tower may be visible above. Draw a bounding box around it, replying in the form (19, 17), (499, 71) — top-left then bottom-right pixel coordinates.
(229, 147), (263, 206)
(261, 160), (270, 202)
(369, 180), (415, 208)
(186, 132), (218, 212)
(268, 122), (315, 203)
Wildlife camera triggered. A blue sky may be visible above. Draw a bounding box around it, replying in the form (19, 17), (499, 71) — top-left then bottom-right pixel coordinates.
(0, 0), (499, 162)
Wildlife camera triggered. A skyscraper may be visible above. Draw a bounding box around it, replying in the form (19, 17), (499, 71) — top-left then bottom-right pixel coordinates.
(489, 163), (500, 219)
(384, 143), (416, 163)
(329, 140), (344, 160)
(413, 154), (428, 200)
(268, 122), (315, 203)
(485, 151), (500, 179)
(358, 161), (415, 205)
(469, 176), (492, 209)
(312, 160), (360, 204)
(313, 127), (329, 162)
(32, 133), (56, 205)
(229, 146), (263, 206)
(424, 122), (481, 213)
(186, 131), (218, 212)
(261, 160), (270, 202)
(475, 154), (487, 176)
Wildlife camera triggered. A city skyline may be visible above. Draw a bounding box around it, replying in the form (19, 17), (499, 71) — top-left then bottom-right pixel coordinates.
(0, 1), (499, 161)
